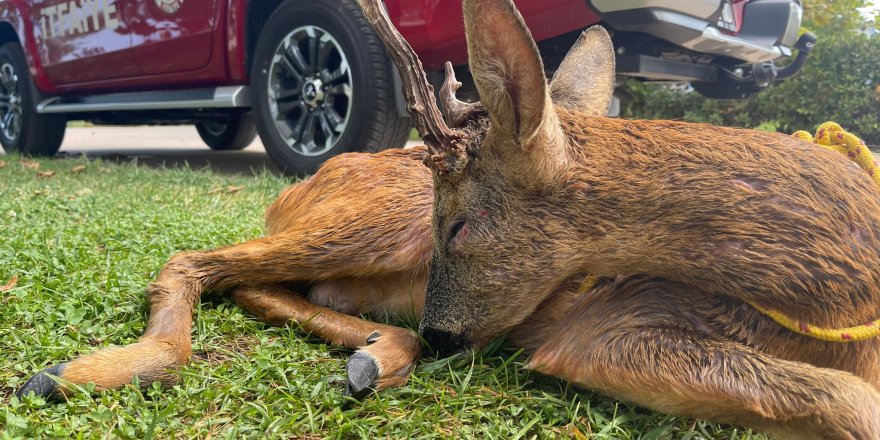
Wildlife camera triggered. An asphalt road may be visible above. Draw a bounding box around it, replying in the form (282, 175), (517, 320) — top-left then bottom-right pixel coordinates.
(56, 126), (278, 175)
(3, 126), (422, 176)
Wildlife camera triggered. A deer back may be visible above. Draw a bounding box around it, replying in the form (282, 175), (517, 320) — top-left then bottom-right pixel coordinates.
(562, 115), (880, 329)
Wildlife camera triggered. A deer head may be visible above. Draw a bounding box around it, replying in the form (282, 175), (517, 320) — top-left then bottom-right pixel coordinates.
(356, 0), (615, 354)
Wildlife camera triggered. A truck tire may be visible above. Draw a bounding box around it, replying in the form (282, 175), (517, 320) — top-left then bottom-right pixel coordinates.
(196, 113), (258, 151)
(0, 43), (65, 156)
(250, 0), (411, 176)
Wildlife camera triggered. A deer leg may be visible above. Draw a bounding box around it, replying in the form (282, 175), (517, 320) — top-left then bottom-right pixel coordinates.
(528, 276), (880, 440)
(17, 212), (430, 399)
(227, 283), (420, 397)
(16, 243), (219, 398)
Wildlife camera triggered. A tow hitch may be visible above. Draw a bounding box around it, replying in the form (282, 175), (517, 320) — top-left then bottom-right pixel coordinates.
(745, 33), (818, 87)
(691, 32), (817, 99)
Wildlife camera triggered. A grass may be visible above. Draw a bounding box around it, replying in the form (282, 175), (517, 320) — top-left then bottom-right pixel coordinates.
(0, 155), (767, 439)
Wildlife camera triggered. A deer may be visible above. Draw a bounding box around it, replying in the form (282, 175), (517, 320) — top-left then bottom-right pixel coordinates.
(16, 0), (880, 438)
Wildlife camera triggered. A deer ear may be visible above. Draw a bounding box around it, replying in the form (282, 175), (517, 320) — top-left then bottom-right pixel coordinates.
(550, 26), (616, 116)
(463, 0), (550, 146)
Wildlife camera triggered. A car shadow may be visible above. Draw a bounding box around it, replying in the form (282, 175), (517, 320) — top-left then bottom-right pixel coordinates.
(56, 148), (281, 176)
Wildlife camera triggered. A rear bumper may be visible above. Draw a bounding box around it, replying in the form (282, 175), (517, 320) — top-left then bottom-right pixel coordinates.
(592, 0), (803, 64)
(681, 24), (788, 64)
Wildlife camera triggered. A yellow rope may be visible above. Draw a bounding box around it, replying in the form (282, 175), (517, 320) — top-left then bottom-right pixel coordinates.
(577, 122), (880, 342)
(792, 122), (880, 188)
(748, 301), (880, 342)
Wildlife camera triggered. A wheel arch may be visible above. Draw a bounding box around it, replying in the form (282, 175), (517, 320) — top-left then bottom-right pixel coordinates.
(0, 21), (19, 46)
(0, 2), (58, 94)
(244, 0), (286, 73)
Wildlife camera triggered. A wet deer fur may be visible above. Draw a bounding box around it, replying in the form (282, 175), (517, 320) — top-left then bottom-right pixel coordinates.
(18, 0), (880, 438)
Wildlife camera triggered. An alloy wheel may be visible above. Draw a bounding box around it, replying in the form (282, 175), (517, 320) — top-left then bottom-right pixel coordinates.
(0, 62), (22, 143)
(267, 25), (353, 157)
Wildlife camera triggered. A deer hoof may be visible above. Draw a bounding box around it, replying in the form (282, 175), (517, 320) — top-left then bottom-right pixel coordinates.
(345, 352), (379, 399)
(16, 363), (66, 400)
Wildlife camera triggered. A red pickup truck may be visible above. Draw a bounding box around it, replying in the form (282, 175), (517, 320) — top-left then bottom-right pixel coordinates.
(0, 0), (811, 175)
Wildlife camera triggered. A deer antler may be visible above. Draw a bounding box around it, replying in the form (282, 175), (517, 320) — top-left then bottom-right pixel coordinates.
(440, 62), (486, 128)
(355, 0), (470, 174)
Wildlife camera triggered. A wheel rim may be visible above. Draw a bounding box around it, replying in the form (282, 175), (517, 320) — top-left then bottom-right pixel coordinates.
(0, 62), (22, 143)
(267, 25), (353, 157)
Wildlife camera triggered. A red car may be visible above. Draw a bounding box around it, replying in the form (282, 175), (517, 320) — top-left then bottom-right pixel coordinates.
(0, 0), (810, 175)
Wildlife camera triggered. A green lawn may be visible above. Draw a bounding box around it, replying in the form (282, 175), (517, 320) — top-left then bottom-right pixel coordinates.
(0, 155), (766, 439)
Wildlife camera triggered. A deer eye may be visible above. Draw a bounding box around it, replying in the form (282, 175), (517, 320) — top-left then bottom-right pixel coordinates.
(448, 219), (467, 245)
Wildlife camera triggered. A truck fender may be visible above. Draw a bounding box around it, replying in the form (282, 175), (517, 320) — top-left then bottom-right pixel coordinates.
(0, 1), (58, 94)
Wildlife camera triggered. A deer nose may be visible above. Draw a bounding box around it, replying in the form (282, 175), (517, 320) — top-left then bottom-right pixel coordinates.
(420, 327), (470, 357)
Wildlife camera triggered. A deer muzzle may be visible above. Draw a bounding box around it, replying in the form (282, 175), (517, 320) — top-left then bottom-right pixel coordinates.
(419, 326), (471, 357)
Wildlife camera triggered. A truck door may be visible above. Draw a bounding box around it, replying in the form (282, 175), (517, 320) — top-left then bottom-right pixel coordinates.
(29, 0), (140, 84)
(126, 0), (219, 75)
